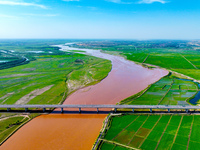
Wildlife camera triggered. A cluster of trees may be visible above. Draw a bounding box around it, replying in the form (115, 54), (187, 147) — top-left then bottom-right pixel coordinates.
(0, 57), (29, 70)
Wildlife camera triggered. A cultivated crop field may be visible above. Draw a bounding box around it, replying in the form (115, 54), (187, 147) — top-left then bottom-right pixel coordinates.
(124, 52), (200, 81)
(98, 114), (200, 150)
(120, 75), (198, 105)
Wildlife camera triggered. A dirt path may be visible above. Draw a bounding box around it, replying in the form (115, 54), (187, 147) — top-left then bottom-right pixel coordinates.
(0, 114), (29, 122)
(180, 54), (198, 69)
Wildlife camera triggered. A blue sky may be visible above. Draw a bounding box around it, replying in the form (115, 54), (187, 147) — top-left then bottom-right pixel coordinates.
(0, 0), (200, 39)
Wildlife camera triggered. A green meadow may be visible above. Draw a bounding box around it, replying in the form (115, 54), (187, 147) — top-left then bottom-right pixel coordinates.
(0, 53), (111, 105)
(123, 51), (200, 80)
(98, 114), (200, 150)
(0, 113), (39, 144)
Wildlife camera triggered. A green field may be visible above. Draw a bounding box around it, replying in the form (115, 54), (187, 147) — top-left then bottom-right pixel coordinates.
(124, 52), (200, 81)
(120, 75), (198, 105)
(0, 113), (39, 144)
(98, 114), (200, 150)
(0, 53), (111, 105)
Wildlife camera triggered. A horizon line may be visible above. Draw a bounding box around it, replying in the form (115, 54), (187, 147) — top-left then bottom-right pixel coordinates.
(0, 38), (199, 41)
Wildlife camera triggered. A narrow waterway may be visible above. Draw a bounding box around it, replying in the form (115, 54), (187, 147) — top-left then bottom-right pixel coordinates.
(178, 79), (200, 105)
(0, 44), (168, 150)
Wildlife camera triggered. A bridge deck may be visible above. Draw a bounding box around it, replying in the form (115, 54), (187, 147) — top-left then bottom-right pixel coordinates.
(0, 104), (199, 109)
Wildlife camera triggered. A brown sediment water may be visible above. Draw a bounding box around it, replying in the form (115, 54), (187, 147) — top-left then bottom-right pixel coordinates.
(61, 45), (169, 105)
(0, 114), (107, 150)
(0, 44), (168, 150)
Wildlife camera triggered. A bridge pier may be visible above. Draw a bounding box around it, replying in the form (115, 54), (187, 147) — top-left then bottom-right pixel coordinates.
(7, 108), (11, 112)
(43, 108), (46, 112)
(168, 109), (170, 113)
(61, 108), (63, 113)
(186, 109), (189, 113)
(132, 108), (134, 112)
(150, 108), (152, 113)
(97, 108), (99, 113)
(79, 108), (81, 113)
(25, 108), (28, 112)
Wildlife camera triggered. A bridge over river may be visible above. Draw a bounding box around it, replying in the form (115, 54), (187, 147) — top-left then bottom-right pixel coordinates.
(1, 104), (199, 113)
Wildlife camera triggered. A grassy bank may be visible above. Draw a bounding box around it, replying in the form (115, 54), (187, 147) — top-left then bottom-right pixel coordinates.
(0, 113), (39, 145)
(120, 73), (198, 106)
(0, 53), (111, 105)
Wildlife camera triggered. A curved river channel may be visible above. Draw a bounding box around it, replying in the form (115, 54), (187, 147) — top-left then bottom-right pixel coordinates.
(0, 44), (168, 150)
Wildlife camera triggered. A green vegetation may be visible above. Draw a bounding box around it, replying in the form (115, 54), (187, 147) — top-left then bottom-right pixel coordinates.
(97, 114), (200, 150)
(0, 52), (111, 105)
(120, 74), (198, 105)
(0, 113), (39, 144)
(122, 51), (200, 81)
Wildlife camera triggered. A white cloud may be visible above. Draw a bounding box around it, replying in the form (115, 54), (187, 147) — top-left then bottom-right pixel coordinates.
(106, 0), (132, 4)
(138, 0), (168, 4)
(0, 1), (47, 9)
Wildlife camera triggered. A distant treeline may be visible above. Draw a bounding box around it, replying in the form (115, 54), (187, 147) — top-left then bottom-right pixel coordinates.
(0, 57), (29, 70)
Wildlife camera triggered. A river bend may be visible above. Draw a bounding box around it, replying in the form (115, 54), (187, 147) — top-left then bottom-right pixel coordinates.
(0, 44), (168, 150)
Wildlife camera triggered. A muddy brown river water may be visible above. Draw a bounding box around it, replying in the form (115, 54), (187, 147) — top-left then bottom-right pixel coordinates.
(0, 44), (168, 150)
